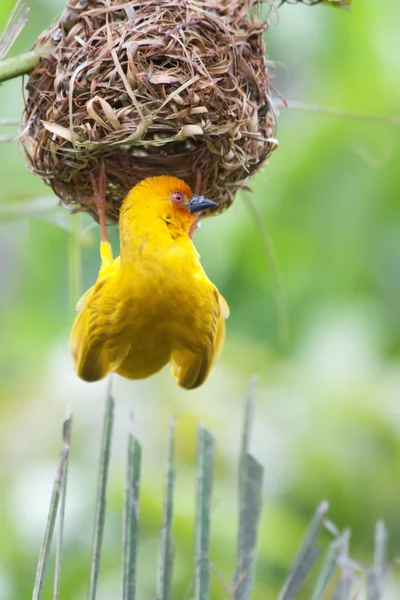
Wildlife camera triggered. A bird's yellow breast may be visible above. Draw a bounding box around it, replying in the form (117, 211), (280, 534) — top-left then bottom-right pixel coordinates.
(114, 233), (215, 345)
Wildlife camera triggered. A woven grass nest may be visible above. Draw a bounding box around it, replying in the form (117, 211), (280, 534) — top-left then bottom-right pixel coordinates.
(20, 0), (277, 224)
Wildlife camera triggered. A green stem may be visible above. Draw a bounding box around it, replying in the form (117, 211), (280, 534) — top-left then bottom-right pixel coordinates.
(0, 47), (50, 83)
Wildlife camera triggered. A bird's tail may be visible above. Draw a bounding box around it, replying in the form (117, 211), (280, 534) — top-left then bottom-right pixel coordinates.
(170, 348), (213, 390)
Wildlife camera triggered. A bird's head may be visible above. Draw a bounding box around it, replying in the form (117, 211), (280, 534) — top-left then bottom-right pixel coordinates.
(120, 176), (217, 235)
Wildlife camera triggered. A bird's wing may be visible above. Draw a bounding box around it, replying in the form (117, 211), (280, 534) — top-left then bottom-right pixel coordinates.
(75, 241), (120, 312)
(70, 281), (130, 382)
(70, 247), (129, 382)
(171, 286), (229, 390)
(214, 291), (229, 360)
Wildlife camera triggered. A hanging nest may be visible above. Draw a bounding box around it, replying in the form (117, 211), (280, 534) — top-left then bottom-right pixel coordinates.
(20, 0), (277, 224)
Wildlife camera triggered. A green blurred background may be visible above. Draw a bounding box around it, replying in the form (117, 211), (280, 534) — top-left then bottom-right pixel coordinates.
(1, 1), (400, 598)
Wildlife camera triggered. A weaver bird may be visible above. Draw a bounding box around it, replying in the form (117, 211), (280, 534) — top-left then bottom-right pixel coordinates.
(70, 176), (229, 389)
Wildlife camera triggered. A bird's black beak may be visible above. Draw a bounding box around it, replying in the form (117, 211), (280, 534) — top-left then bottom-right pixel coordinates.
(187, 194), (218, 213)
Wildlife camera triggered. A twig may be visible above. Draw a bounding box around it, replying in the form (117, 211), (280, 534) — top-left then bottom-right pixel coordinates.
(0, 46), (51, 83)
(242, 192), (290, 349)
(53, 417), (73, 600)
(0, 117), (19, 125)
(273, 98), (400, 127)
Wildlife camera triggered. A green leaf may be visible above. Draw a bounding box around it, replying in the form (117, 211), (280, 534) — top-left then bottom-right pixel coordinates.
(278, 501), (329, 600)
(32, 420), (71, 600)
(88, 391), (114, 600)
(194, 426), (216, 600)
(157, 418), (176, 600)
(122, 427), (142, 600)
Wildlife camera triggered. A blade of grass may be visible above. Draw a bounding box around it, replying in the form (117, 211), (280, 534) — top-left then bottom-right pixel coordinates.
(240, 378), (257, 461)
(157, 418), (176, 600)
(331, 530), (355, 600)
(310, 534), (346, 600)
(331, 569), (354, 600)
(0, 0), (29, 61)
(122, 425), (142, 600)
(233, 454), (264, 600)
(32, 426), (70, 600)
(195, 426), (216, 600)
(53, 416), (72, 600)
(374, 521), (388, 581)
(88, 390), (114, 600)
(238, 379), (256, 531)
(367, 521), (388, 600)
(237, 377), (256, 535)
(278, 501), (329, 600)
(234, 380), (263, 599)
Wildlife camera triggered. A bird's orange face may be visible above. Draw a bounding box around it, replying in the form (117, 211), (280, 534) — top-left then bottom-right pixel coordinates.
(121, 176), (217, 236)
(145, 176), (216, 214)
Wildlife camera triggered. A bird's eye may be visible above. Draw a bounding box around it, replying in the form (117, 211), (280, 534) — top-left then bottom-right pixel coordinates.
(172, 192), (184, 204)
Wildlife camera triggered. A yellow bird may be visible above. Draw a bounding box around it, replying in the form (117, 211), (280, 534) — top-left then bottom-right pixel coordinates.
(70, 176), (229, 389)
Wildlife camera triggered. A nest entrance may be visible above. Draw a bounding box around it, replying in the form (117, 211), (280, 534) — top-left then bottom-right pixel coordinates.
(20, 0), (277, 224)
(54, 142), (225, 222)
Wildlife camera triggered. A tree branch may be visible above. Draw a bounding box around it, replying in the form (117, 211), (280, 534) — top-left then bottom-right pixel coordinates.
(0, 47), (50, 84)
